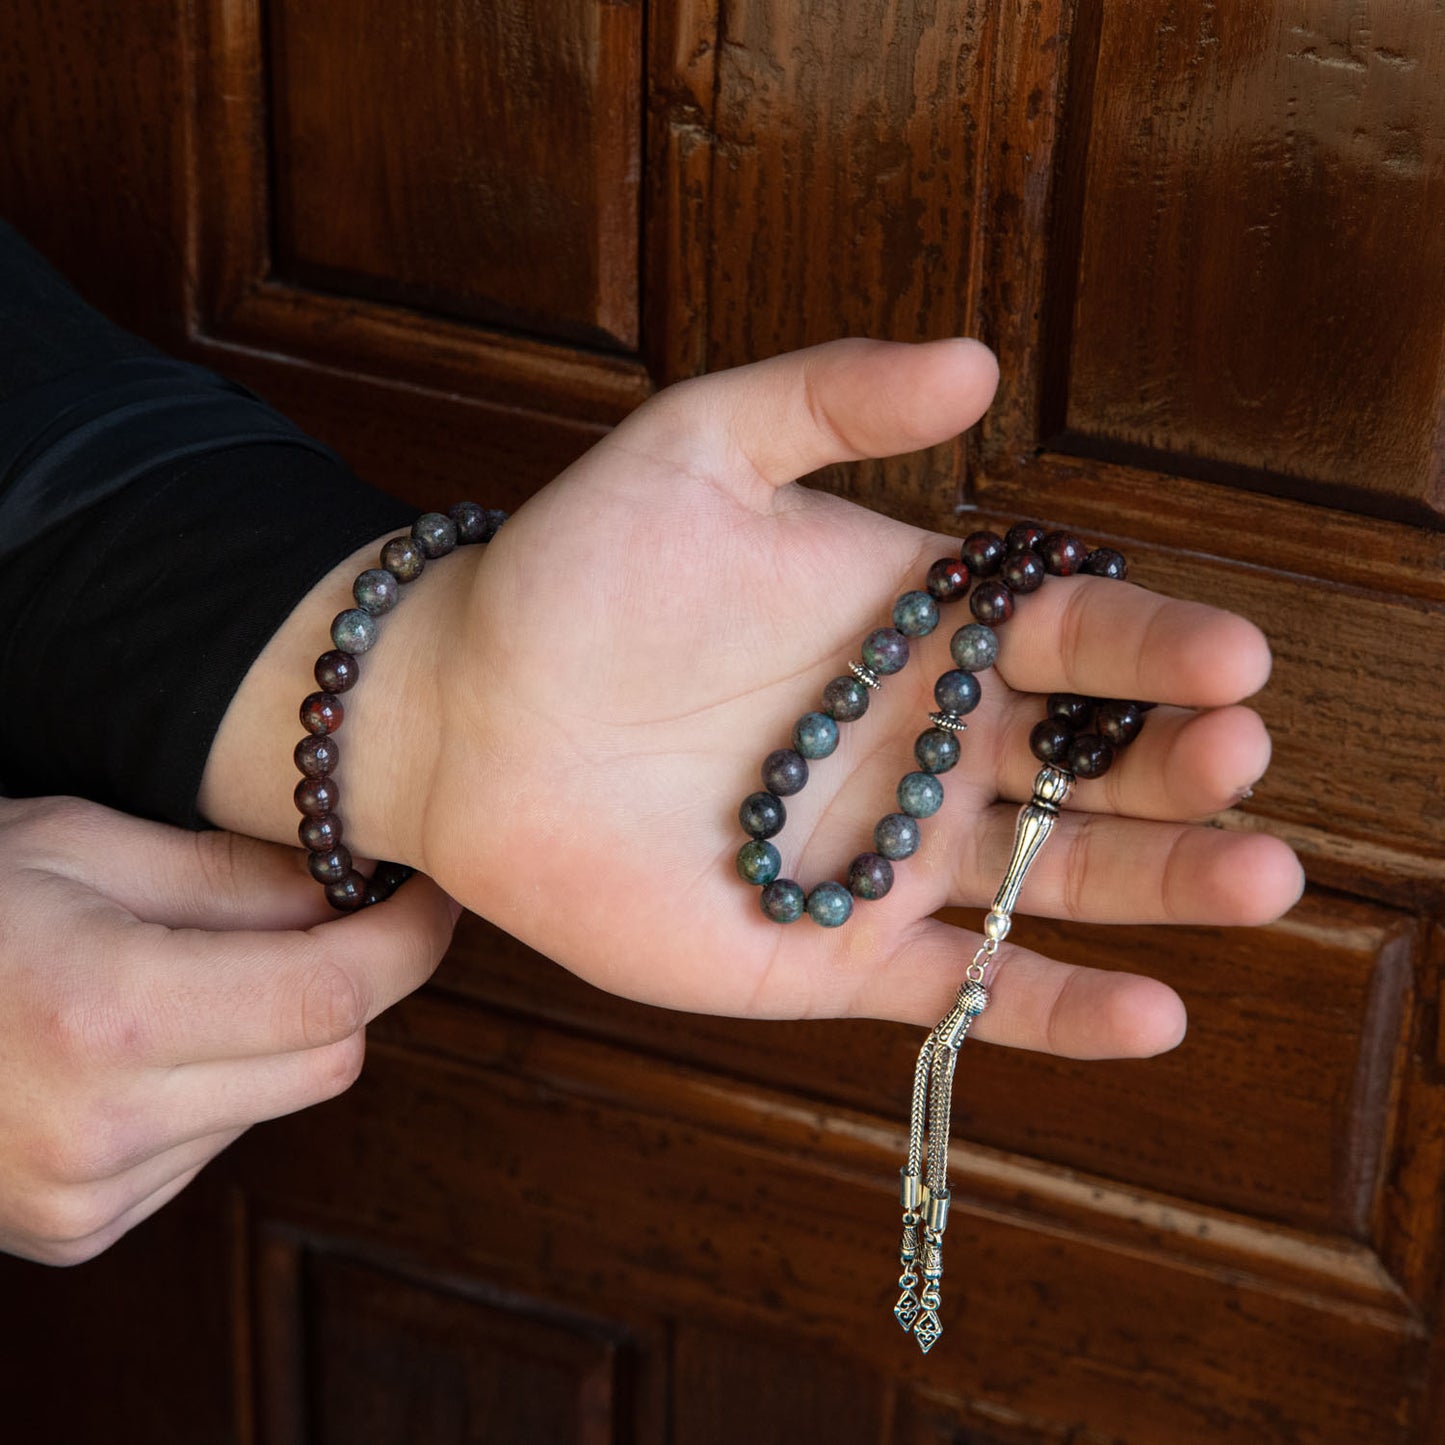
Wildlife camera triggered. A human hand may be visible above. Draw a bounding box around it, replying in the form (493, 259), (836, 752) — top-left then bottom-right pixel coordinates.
(0, 795), (456, 1264)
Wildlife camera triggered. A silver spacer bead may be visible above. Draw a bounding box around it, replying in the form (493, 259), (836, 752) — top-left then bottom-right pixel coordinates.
(1032, 765), (1074, 810)
(848, 660), (882, 691)
(928, 711), (969, 733)
(983, 909), (1011, 943)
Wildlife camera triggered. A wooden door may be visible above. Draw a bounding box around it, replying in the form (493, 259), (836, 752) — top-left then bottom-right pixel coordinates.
(2, 2), (1443, 1441)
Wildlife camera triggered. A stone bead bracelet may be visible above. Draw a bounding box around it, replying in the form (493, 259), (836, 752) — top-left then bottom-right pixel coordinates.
(294, 502), (506, 911)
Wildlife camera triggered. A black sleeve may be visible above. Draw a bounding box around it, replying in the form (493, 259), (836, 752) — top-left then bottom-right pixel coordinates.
(0, 221), (416, 827)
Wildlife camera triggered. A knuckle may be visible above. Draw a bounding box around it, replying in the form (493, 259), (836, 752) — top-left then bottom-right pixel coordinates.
(44, 985), (153, 1071)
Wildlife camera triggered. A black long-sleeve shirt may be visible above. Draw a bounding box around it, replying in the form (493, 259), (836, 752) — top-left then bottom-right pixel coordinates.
(0, 222), (414, 825)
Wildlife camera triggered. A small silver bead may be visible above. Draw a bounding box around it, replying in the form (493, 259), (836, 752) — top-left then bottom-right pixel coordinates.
(983, 909), (1011, 943)
(848, 660), (882, 690)
(1032, 765), (1074, 808)
(928, 711), (969, 733)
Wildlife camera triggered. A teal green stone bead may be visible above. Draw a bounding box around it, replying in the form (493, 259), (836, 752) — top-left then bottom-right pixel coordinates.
(761, 879), (806, 923)
(739, 791), (786, 839)
(892, 590), (940, 638)
(822, 675), (870, 722)
(897, 771), (944, 818)
(874, 813), (921, 860)
(737, 840), (782, 885)
(950, 623), (998, 671)
(806, 881), (853, 927)
(861, 627), (910, 675)
(793, 712), (839, 759)
(914, 727), (961, 773)
(331, 608), (378, 653)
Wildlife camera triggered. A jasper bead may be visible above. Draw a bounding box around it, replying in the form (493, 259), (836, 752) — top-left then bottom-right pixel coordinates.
(1081, 547), (1128, 581)
(314, 650), (359, 693)
(325, 871), (369, 912)
(353, 567), (399, 615)
(1096, 699), (1144, 746)
(307, 846), (353, 884)
(295, 735), (338, 777)
(934, 669), (981, 716)
(1005, 520), (1047, 553)
(969, 581), (1013, 625)
(295, 776), (340, 816)
(925, 557), (970, 602)
(1067, 733), (1115, 779)
(762, 748), (809, 796)
(793, 712), (839, 759)
(961, 530), (1006, 577)
(737, 840), (782, 885)
(1029, 718), (1074, 765)
(299, 813), (343, 853)
(411, 512), (458, 558)
(915, 727), (961, 773)
(848, 852), (895, 900)
(331, 608), (378, 653)
(892, 590), (939, 638)
(822, 675), (870, 722)
(950, 623), (998, 671)
(300, 691), (344, 735)
(739, 791), (786, 839)
(1048, 693), (1095, 728)
(1041, 531), (1086, 575)
(861, 627), (910, 676)
(761, 879), (807, 923)
(897, 771), (944, 818)
(380, 536), (426, 582)
(1001, 550), (1046, 594)
(874, 813), (921, 861)
(806, 881), (853, 927)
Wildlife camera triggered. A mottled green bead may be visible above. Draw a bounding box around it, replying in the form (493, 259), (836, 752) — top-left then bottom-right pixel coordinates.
(761, 879), (806, 923)
(330, 608), (378, 653)
(822, 675), (870, 722)
(806, 881), (853, 927)
(874, 813), (921, 861)
(739, 791), (786, 839)
(861, 627), (910, 676)
(737, 840), (782, 885)
(950, 623), (998, 672)
(914, 727), (961, 774)
(793, 712), (839, 760)
(892, 590), (940, 638)
(897, 771), (944, 818)
(847, 852), (894, 900)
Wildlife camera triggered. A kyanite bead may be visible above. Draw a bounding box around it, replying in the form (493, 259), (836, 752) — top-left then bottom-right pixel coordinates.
(892, 590), (940, 638)
(874, 813), (922, 861)
(760, 879), (806, 923)
(762, 748), (809, 796)
(737, 840), (782, 885)
(897, 771), (944, 818)
(739, 791), (786, 839)
(861, 627), (910, 676)
(299, 813), (343, 853)
(822, 675), (870, 722)
(353, 567), (400, 615)
(934, 669), (981, 716)
(1005, 520), (1047, 553)
(914, 727), (961, 774)
(307, 846), (353, 884)
(1041, 531), (1086, 575)
(380, 536), (426, 582)
(925, 557), (970, 602)
(950, 623), (998, 671)
(961, 530), (1006, 577)
(314, 650), (359, 693)
(806, 881), (853, 927)
(1068, 733), (1115, 779)
(294, 734), (338, 777)
(1001, 550), (1045, 594)
(969, 581), (1013, 625)
(847, 852), (895, 900)
(1029, 718), (1074, 765)
(1081, 547), (1128, 581)
(325, 870), (369, 912)
(331, 608), (378, 653)
(294, 776), (340, 816)
(1048, 693), (1095, 728)
(411, 512), (459, 558)
(1096, 699), (1145, 746)
(300, 691), (344, 735)
(793, 711), (839, 759)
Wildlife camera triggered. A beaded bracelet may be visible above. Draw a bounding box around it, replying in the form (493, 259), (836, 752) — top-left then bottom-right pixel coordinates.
(293, 502), (506, 911)
(732, 521), (1144, 1353)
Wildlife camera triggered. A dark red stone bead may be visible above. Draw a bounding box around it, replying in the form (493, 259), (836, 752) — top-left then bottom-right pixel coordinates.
(325, 870), (369, 911)
(1067, 733), (1115, 779)
(969, 580), (1013, 625)
(294, 776), (340, 817)
(925, 556), (970, 602)
(300, 691), (344, 735)
(314, 650), (359, 693)
(1005, 520), (1047, 553)
(1000, 550), (1046, 594)
(1096, 700), (1145, 747)
(1030, 718), (1074, 765)
(308, 847), (353, 884)
(960, 530), (1006, 577)
(1040, 531), (1087, 575)
(294, 734), (338, 778)
(299, 813), (343, 853)
(1048, 693), (1095, 728)
(1081, 548), (1128, 581)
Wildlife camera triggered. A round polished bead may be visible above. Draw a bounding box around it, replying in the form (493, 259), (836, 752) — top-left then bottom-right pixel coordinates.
(760, 878), (807, 923)
(411, 512), (458, 558)
(933, 669), (981, 716)
(949, 623), (999, 671)
(1081, 547), (1128, 581)
(969, 581), (1013, 625)
(353, 567), (400, 616)
(380, 536), (426, 582)
(739, 791), (786, 839)
(762, 748), (809, 796)
(295, 734), (338, 778)
(1029, 718), (1074, 765)
(737, 840), (782, 885)
(367, 862), (414, 906)
(925, 557), (970, 602)
(1048, 693), (1095, 728)
(325, 871), (370, 912)
(793, 712), (839, 759)
(822, 675), (870, 722)
(806, 881), (853, 927)
(892, 590), (940, 638)
(307, 846), (353, 884)
(874, 813), (922, 861)
(299, 813), (343, 853)
(314, 650), (359, 693)
(861, 627), (910, 676)
(897, 771), (945, 818)
(1040, 531), (1086, 575)
(1096, 699), (1145, 746)
(1067, 733), (1115, 779)
(331, 608), (378, 654)
(448, 500), (502, 543)
(300, 691), (344, 735)
(848, 852), (895, 900)
(1001, 550), (1046, 594)
(1005, 520), (1047, 553)
(294, 776), (340, 817)
(960, 530), (1006, 577)
(914, 727), (961, 774)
